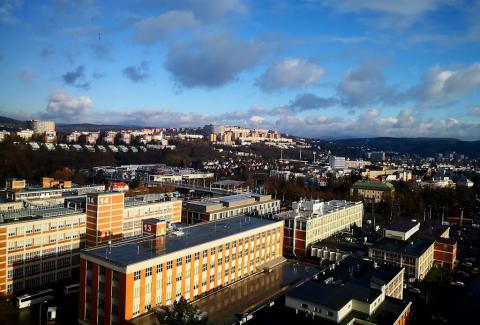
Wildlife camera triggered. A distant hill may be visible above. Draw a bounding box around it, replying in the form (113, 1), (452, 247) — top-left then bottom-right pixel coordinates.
(0, 116), (26, 130)
(333, 137), (480, 157)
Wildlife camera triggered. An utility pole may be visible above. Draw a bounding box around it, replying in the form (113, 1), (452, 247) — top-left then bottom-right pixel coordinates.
(460, 208), (464, 227)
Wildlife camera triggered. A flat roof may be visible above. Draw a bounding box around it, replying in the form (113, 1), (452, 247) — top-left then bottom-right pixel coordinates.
(288, 280), (381, 310)
(82, 216), (282, 267)
(371, 237), (433, 257)
(385, 219), (419, 232)
(0, 206), (84, 224)
(352, 180), (394, 191)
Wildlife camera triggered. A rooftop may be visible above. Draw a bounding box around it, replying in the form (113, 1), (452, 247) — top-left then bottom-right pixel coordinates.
(277, 200), (361, 221)
(384, 219), (420, 233)
(371, 237), (433, 257)
(82, 216), (282, 267)
(288, 279), (381, 310)
(352, 180), (395, 191)
(0, 205), (83, 224)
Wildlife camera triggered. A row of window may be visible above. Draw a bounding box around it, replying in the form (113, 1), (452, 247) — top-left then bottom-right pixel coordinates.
(7, 219), (86, 237)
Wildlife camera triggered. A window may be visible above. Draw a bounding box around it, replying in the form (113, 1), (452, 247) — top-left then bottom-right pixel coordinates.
(146, 267), (152, 277)
(157, 264), (163, 273)
(167, 261), (173, 269)
(176, 258), (182, 267)
(134, 271), (141, 281)
(186, 255), (191, 263)
(194, 252), (200, 260)
(210, 247), (216, 255)
(225, 243), (230, 250)
(203, 250), (208, 258)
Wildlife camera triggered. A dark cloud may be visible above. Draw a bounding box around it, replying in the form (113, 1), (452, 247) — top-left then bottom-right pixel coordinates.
(135, 10), (198, 44)
(19, 68), (34, 83)
(122, 61), (150, 82)
(62, 65), (90, 89)
(92, 42), (112, 59)
(165, 33), (269, 88)
(337, 63), (403, 107)
(289, 93), (338, 111)
(40, 45), (55, 58)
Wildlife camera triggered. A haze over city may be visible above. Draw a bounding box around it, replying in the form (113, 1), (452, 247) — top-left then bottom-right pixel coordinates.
(0, 0), (479, 139)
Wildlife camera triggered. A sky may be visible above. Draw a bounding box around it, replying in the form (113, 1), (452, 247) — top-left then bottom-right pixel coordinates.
(0, 0), (480, 140)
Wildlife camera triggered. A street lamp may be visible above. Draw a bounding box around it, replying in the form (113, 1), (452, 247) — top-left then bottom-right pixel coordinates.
(39, 300), (48, 325)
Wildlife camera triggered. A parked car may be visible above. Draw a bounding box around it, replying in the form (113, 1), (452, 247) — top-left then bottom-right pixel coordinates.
(450, 281), (465, 288)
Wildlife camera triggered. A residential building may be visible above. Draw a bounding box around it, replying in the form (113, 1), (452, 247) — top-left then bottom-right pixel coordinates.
(78, 216), (284, 324)
(351, 180), (395, 203)
(28, 120), (56, 134)
(183, 193), (280, 224)
(16, 129), (34, 140)
(285, 256), (410, 325)
(86, 192), (182, 247)
(0, 130), (10, 141)
(274, 199), (363, 256)
(368, 151), (386, 161)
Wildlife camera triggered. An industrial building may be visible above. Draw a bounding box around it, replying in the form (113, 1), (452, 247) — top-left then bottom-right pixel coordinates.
(0, 205), (86, 296)
(78, 216), (284, 324)
(183, 193), (280, 224)
(86, 192), (182, 247)
(0, 189), (182, 296)
(369, 219), (457, 281)
(285, 256), (410, 325)
(273, 199), (363, 256)
(3, 178), (105, 202)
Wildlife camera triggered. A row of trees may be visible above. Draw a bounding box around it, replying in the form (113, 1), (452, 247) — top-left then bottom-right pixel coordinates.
(0, 139), (220, 186)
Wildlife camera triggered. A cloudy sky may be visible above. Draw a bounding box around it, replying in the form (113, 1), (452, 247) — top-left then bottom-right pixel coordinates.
(0, 0), (479, 139)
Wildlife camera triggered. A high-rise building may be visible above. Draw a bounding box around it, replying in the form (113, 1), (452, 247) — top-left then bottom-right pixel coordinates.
(78, 216), (284, 324)
(28, 120), (56, 134)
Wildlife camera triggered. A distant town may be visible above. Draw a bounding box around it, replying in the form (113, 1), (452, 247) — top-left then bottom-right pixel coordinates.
(0, 118), (479, 325)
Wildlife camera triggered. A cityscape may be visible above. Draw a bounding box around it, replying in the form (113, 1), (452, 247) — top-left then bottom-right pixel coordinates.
(0, 1), (480, 325)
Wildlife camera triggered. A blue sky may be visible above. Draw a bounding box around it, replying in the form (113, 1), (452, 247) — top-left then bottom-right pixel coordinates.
(0, 0), (479, 139)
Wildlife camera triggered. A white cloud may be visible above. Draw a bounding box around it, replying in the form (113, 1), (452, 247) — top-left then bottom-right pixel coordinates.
(44, 90), (92, 122)
(256, 58), (325, 92)
(469, 106), (480, 115)
(413, 63), (480, 103)
(323, 0), (446, 17)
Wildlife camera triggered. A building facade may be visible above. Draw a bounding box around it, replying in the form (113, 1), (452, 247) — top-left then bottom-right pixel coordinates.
(0, 206), (86, 296)
(78, 216), (284, 324)
(369, 238), (434, 281)
(275, 200), (363, 256)
(86, 192), (182, 247)
(28, 120), (56, 134)
(351, 180), (395, 203)
(183, 193), (280, 224)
